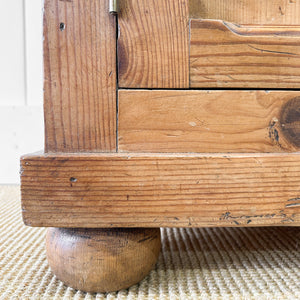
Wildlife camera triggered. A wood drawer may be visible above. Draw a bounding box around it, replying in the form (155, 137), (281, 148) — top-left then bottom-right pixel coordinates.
(118, 90), (300, 153)
(118, 0), (300, 89)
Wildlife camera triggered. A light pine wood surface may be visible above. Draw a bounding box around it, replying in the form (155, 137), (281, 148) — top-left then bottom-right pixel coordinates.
(44, 0), (116, 152)
(118, 90), (300, 153)
(189, 0), (300, 24)
(21, 152), (300, 228)
(190, 20), (300, 88)
(118, 0), (189, 88)
(20, 1), (300, 294)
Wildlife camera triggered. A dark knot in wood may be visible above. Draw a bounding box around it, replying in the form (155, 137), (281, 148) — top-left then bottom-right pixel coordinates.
(280, 96), (300, 148)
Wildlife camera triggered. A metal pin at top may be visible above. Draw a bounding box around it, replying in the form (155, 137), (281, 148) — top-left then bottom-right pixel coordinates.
(109, 0), (119, 15)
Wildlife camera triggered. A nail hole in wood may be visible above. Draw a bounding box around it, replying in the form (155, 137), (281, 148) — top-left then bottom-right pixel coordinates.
(70, 177), (77, 183)
(60, 23), (66, 31)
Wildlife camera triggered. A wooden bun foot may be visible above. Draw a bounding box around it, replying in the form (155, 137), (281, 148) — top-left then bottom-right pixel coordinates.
(46, 228), (161, 293)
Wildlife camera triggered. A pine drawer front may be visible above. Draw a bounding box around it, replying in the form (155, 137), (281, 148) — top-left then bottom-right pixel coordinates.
(118, 90), (300, 153)
(118, 0), (300, 89)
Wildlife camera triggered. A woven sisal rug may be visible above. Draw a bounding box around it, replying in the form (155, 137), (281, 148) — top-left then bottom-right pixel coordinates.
(0, 186), (299, 299)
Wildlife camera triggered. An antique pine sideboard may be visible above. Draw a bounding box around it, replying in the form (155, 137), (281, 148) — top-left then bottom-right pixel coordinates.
(21, 0), (300, 293)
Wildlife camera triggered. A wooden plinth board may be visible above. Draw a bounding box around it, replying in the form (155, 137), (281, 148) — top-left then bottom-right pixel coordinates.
(21, 152), (300, 228)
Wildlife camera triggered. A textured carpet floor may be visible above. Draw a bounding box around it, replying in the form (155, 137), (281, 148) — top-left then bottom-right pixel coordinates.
(0, 186), (299, 299)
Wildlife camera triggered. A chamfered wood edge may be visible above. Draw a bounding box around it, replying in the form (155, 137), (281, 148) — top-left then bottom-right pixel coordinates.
(189, 19), (300, 89)
(21, 151), (300, 228)
(20, 150), (300, 159)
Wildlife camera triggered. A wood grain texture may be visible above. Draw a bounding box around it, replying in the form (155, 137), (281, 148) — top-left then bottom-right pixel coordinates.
(46, 228), (161, 293)
(190, 0), (300, 24)
(21, 152), (300, 228)
(118, 0), (189, 88)
(190, 20), (300, 88)
(44, 0), (116, 152)
(118, 90), (300, 153)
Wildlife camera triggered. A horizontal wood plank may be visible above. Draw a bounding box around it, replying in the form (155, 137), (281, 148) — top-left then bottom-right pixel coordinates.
(190, 20), (300, 88)
(118, 90), (300, 153)
(118, 0), (189, 88)
(21, 152), (300, 228)
(190, 0), (300, 25)
(44, 0), (116, 152)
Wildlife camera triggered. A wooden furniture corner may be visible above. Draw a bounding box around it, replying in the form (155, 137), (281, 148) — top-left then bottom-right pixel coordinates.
(21, 0), (300, 293)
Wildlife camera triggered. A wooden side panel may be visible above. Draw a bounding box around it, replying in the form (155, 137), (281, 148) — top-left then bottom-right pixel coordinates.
(190, 0), (300, 25)
(190, 20), (300, 88)
(44, 0), (116, 152)
(118, 0), (189, 88)
(21, 153), (300, 228)
(118, 90), (300, 153)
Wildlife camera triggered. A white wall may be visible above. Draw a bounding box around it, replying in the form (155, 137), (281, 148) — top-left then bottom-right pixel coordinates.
(0, 0), (44, 184)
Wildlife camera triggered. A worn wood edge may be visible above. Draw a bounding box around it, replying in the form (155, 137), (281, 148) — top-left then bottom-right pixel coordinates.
(21, 152), (300, 228)
(20, 151), (300, 160)
(190, 19), (300, 36)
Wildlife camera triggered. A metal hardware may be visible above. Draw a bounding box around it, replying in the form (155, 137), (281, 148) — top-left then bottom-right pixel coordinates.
(109, 0), (119, 15)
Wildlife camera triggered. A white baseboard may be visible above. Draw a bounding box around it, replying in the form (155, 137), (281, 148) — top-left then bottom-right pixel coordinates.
(0, 105), (44, 184)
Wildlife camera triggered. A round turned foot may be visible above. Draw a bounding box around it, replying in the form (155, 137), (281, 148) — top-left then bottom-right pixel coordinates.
(46, 228), (161, 293)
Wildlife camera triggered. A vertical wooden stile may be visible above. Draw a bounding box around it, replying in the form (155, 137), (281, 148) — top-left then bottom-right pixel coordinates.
(43, 0), (117, 152)
(118, 0), (189, 88)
